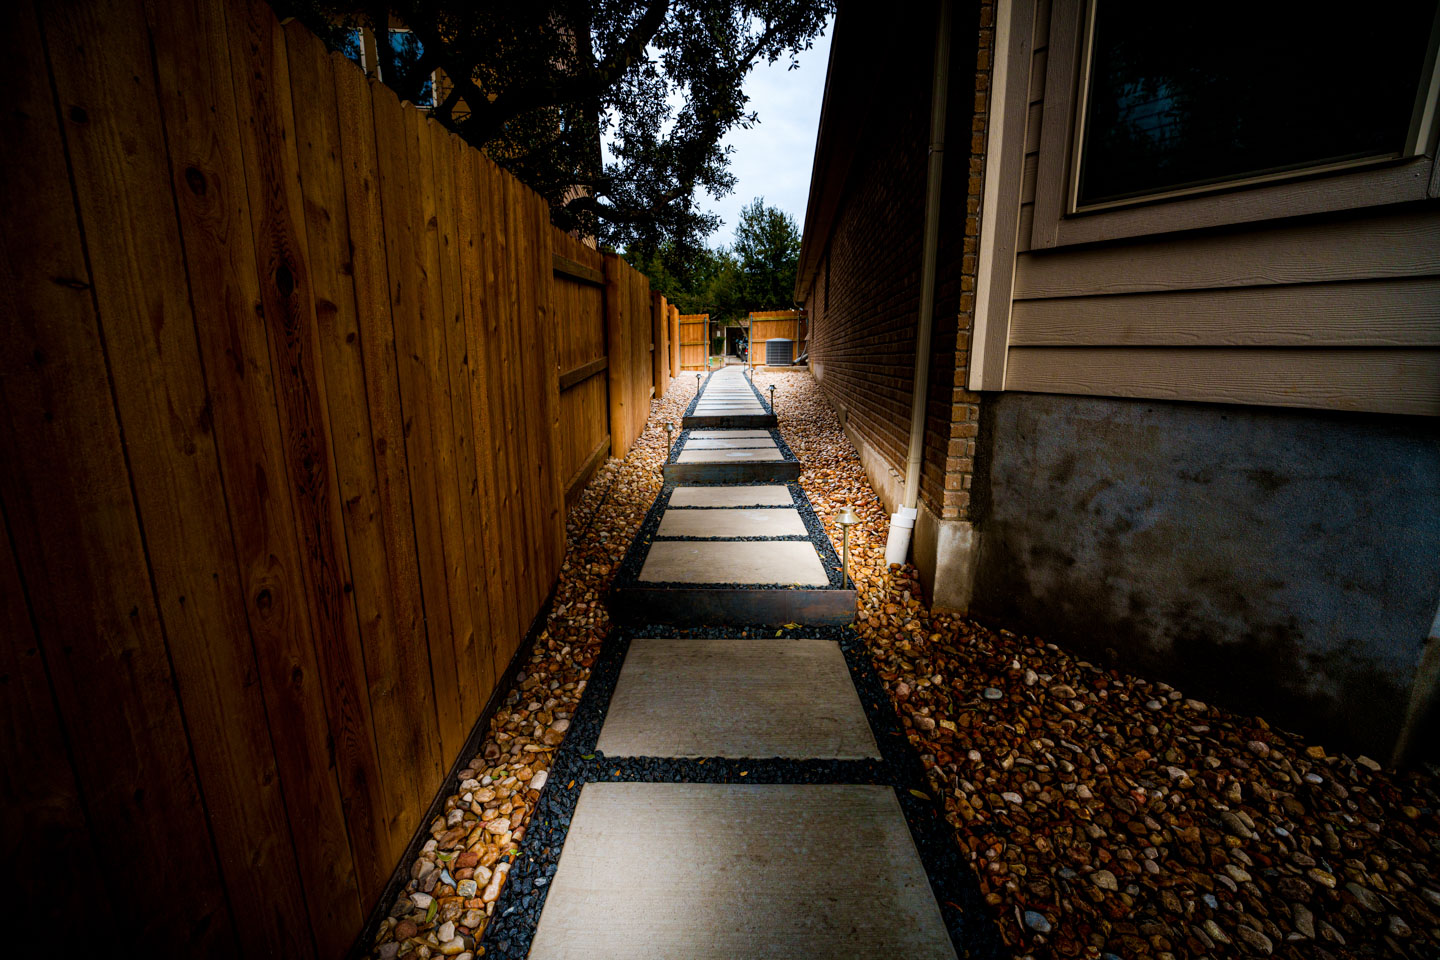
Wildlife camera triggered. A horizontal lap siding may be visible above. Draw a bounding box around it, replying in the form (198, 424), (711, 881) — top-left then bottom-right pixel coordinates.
(1006, 0), (1440, 416)
(1, 1), (597, 954)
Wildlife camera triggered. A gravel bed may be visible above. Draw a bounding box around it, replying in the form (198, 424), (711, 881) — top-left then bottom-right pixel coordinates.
(611, 479), (847, 590)
(767, 368), (1440, 960)
(363, 379), (701, 960)
(478, 622), (1003, 959)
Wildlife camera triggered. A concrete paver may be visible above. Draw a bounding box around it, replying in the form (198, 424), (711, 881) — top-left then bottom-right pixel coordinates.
(528, 783), (957, 960)
(638, 540), (829, 584)
(597, 638), (879, 759)
(655, 507), (805, 538)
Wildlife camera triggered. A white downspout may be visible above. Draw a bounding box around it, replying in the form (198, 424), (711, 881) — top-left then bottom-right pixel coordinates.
(885, 0), (953, 567)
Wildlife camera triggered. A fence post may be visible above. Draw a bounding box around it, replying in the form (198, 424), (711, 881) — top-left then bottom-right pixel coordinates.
(603, 252), (632, 456)
(652, 292), (669, 399)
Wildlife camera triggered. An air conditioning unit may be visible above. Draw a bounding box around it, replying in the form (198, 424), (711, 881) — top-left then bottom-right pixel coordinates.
(764, 338), (793, 366)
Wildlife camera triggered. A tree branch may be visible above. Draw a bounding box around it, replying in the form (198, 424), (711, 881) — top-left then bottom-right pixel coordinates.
(465, 0), (671, 143)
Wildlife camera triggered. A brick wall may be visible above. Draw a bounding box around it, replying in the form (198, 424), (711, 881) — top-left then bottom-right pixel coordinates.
(944, 0), (995, 519)
(803, 0), (991, 521)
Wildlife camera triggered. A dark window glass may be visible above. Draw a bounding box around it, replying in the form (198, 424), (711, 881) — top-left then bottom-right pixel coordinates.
(391, 31), (434, 107)
(1076, 1), (1437, 207)
(339, 28), (364, 66)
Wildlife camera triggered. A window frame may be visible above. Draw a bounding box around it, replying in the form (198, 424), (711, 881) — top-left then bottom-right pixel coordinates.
(1030, 0), (1440, 250)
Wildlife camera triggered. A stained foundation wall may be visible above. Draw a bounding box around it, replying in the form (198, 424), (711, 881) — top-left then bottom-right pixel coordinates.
(971, 392), (1440, 759)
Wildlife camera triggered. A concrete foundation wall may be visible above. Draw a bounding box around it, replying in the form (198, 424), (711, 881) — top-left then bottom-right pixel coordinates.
(971, 392), (1440, 758)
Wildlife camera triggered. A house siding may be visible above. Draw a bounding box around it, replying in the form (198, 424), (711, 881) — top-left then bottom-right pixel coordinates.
(995, 0), (1440, 414)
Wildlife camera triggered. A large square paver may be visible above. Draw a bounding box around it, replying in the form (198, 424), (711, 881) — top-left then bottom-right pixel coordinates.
(668, 485), (792, 507)
(597, 638), (879, 758)
(638, 540), (828, 584)
(655, 507), (805, 537)
(528, 783), (956, 960)
(676, 447), (783, 463)
(683, 437), (777, 449)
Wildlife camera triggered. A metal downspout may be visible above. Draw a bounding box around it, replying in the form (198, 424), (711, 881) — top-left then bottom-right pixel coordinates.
(885, 0), (953, 567)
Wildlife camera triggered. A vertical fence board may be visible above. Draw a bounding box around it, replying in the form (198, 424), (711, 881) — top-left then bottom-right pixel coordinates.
(286, 21), (440, 892)
(409, 109), (469, 763)
(501, 174), (545, 617)
(653, 292), (670, 398)
(50, 0), (318, 953)
(431, 121), (492, 721)
(145, 0), (365, 945)
(224, 0), (392, 900)
(0, 3), (235, 950)
(454, 140), (512, 678)
(475, 155), (526, 667)
(670, 304), (681, 378)
(491, 166), (538, 631)
(0, 510), (108, 933)
(603, 253), (631, 455)
(526, 192), (566, 581)
(369, 80), (452, 850)
(332, 58), (440, 879)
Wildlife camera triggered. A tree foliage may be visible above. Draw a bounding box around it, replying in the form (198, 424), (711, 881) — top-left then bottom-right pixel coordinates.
(276, 0), (832, 256)
(732, 197), (799, 310)
(627, 196), (798, 322)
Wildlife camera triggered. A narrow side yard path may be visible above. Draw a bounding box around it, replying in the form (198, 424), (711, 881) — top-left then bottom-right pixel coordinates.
(480, 365), (996, 958)
(369, 369), (1440, 960)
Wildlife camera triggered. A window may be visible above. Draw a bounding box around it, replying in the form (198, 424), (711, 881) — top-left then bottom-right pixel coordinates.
(1030, 0), (1440, 248)
(388, 30), (435, 108)
(338, 28), (364, 67)
(1074, 1), (1438, 209)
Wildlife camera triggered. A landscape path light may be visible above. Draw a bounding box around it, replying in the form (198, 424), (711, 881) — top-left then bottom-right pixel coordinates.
(835, 504), (860, 589)
(768, 383), (776, 413)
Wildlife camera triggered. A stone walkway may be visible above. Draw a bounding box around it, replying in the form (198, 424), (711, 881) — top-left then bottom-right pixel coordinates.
(477, 367), (987, 958)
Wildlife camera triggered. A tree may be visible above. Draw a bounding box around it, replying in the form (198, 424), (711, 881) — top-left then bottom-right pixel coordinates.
(732, 197), (800, 310)
(628, 242), (745, 322)
(276, 1), (833, 256)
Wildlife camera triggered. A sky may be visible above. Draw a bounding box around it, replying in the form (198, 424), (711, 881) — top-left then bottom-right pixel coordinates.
(706, 19), (834, 247)
(601, 18), (834, 250)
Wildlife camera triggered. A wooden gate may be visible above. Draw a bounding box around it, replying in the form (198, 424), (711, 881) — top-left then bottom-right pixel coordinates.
(679, 313), (709, 370)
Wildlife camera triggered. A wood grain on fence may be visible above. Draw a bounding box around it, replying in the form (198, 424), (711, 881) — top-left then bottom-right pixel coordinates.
(679, 313), (710, 369)
(0, 0), (660, 956)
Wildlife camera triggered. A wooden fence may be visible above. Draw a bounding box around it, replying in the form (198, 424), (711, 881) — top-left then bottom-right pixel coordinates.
(0, 0), (661, 956)
(679, 313), (711, 369)
(749, 309), (802, 364)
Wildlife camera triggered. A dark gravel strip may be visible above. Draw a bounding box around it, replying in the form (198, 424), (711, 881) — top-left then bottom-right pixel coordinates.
(477, 623), (1004, 960)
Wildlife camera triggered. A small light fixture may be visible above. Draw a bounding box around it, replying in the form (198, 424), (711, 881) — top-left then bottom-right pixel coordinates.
(768, 384), (776, 412)
(835, 504), (860, 589)
(664, 422), (674, 448)
(695, 372), (701, 392)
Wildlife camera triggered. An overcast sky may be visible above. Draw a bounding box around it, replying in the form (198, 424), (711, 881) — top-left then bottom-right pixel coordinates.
(706, 19), (833, 247)
(602, 19), (834, 250)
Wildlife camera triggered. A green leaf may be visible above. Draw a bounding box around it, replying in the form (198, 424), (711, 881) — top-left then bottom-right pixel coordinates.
(909, 789), (930, 801)
(581, 753), (595, 760)
(425, 899), (437, 923)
